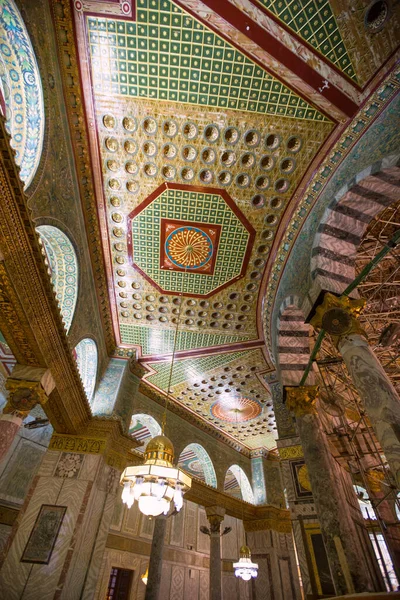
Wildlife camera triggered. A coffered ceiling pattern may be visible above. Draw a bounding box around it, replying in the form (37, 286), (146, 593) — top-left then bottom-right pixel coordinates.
(72, 0), (369, 451)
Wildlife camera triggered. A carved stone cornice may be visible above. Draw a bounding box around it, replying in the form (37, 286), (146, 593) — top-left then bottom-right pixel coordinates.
(49, 0), (115, 354)
(310, 292), (366, 345)
(285, 386), (319, 417)
(139, 382), (251, 457)
(278, 444), (304, 460)
(49, 418), (141, 472)
(0, 116), (91, 433)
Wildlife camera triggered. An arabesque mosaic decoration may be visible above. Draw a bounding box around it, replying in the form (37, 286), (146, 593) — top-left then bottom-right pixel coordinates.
(0, 0), (44, 187)
(75, 338), (98, 402)
(36, 226), (78, 334)
(178, 443), (217, 487)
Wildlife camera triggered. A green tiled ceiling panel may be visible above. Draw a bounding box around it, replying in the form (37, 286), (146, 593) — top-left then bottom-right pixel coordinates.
(88, 0), (328, 121)
(147, 351), (251, 390)
(120, 324), (250, 354)
(130, 189), (250, 296)
(257, 0), (357, 81)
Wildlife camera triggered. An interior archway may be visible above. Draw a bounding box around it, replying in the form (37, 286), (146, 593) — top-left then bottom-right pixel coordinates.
(129, 413), (162, 452)
(75, 338), (98, 402)
(224, 464), (254, 503)
(178, 443), (217, 487)
(0, 0), (45, 187)
(36, 225), (78, 334)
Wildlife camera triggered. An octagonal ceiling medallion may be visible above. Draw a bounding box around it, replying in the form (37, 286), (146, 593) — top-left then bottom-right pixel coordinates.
(127, 183), (255, 297)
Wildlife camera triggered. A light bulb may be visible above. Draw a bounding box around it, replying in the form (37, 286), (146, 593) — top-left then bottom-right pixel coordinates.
(134, 476), (144, 500)
(121, 481), (130, 504)
(126, 487), (134, 509)
(154, 478), (166, 500)
(174, 486), (183, 511)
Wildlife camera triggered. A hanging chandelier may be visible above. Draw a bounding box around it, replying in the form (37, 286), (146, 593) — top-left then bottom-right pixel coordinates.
(121, 265), (191, 517)
(120, 434), (191, 517)
(233, 545), (259, 581)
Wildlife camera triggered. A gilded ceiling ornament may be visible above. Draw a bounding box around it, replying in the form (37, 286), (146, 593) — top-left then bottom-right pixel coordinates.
(298, 464), (312, 492)
(310, 293), (366, 345)
(112, 213), (123, 223)
(126, 180), (139, 194)
(107, 160), (119, 172)
(123, 116), (137, 132)
(124, 139), (137, 154)
(366, 468), (385, 493)
(4, 379), (48, 417)
(103, 114), (116, 129)
(165, 227), (213, 269)
(116, 256), (125, 265)
(285, 386), (319, 417)
(108, 178), (121, 190)
(110, 197), (120, 207)
(105, 137), (118, 152)
(113, 228), (124, 237)
(125, 161), (138, 175)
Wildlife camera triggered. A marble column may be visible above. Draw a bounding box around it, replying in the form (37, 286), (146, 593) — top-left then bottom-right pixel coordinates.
(340, 333), (400, 486)
(286, 386), (373, 596)
(311, 293), (400, 487)
(0, 365), (54, 463)
(145, 515), (167, 600)
(0, 434), (121, 600)
(206, 505), (226, 600)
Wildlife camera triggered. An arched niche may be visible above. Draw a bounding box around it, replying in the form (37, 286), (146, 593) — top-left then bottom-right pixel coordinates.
(129, 413), (161, 452)
(74, 338), (98, 402)
(36, 225), (78, 334)
(0, 0), (45, 187)
(224, 464), (254, 504)
(178, 443), (217, 488)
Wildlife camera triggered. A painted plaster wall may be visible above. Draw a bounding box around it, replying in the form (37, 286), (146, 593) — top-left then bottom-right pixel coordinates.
(271, 93), (400, 359)
(97, 497), (251, 600)
(14, 0), (109, 376)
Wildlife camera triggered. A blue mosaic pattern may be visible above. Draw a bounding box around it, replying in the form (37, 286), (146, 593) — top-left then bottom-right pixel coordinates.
(36, 226), (78, 334)
(75, 338), (98, 402)
(0, 0), (45, 187)
(91, 358), (126, 416)
(178, 443), (217, 487)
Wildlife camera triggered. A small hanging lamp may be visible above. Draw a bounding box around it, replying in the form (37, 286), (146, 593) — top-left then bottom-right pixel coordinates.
(233, 545), (259, 581)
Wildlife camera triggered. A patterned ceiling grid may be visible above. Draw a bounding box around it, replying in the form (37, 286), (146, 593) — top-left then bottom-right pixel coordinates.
(80, 0), (335, 450)
(256, 0), (357, 81)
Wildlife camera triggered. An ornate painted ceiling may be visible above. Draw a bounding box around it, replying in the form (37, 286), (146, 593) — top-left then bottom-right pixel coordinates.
(70, 0), (400, 451)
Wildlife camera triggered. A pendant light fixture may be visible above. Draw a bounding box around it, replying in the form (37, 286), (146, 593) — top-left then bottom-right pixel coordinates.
(120, 267), (192, 517)
(231, 408), (258, 581)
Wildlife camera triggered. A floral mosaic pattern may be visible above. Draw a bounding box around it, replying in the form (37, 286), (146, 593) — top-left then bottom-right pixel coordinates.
(0, 0), (45, 187)
(55, 452), (83, 478)
(75, 338), (98, 402)
(36, 226), (78, 334)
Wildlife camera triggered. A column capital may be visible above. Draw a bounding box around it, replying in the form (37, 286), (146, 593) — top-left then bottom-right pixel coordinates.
(285, 385), (319, 417)
(206, 505), (226, 532)
(310, 292), (366, 345)
(4, 378), (49, 417)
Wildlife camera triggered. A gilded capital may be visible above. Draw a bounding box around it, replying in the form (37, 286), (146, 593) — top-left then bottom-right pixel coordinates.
(310, 293), (366, 344)
(285, 386), (319, 417)
(4, 379), (49, 417)
(206, 505), (226, 533)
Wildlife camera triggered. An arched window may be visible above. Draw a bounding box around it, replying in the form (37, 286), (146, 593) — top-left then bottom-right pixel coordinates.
(129, 414), (161, 452)
(36, 225), (78, 334)
(178, 443), (217, 488)
(0, 0), (45, 187)
(354, 485), (376, 520)
(224, 464), (254, 503)
(75, 338), (98, 402)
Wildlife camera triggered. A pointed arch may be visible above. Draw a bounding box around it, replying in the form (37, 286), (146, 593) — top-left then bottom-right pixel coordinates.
(75, 338), (98, 402)
(178, 443), (217, 488)
(129, 413), (162, 452)
(36, 225), (78, 333)
(224, 464), (254, 503)
(0, 0), (45, 187)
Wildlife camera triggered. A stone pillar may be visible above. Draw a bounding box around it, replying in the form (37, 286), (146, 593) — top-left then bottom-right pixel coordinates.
(145, 515), (167, 600)
(311, 293), (400, 487)
(286, 386), (373, 596)
(206, 505), (225, 600)
(0, 365), (54, 462)
(0, 431), (123, 600)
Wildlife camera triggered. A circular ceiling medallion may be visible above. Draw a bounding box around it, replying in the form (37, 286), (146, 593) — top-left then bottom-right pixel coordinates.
(211, 398), (262, 422)
(165, 227), (213, 270)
